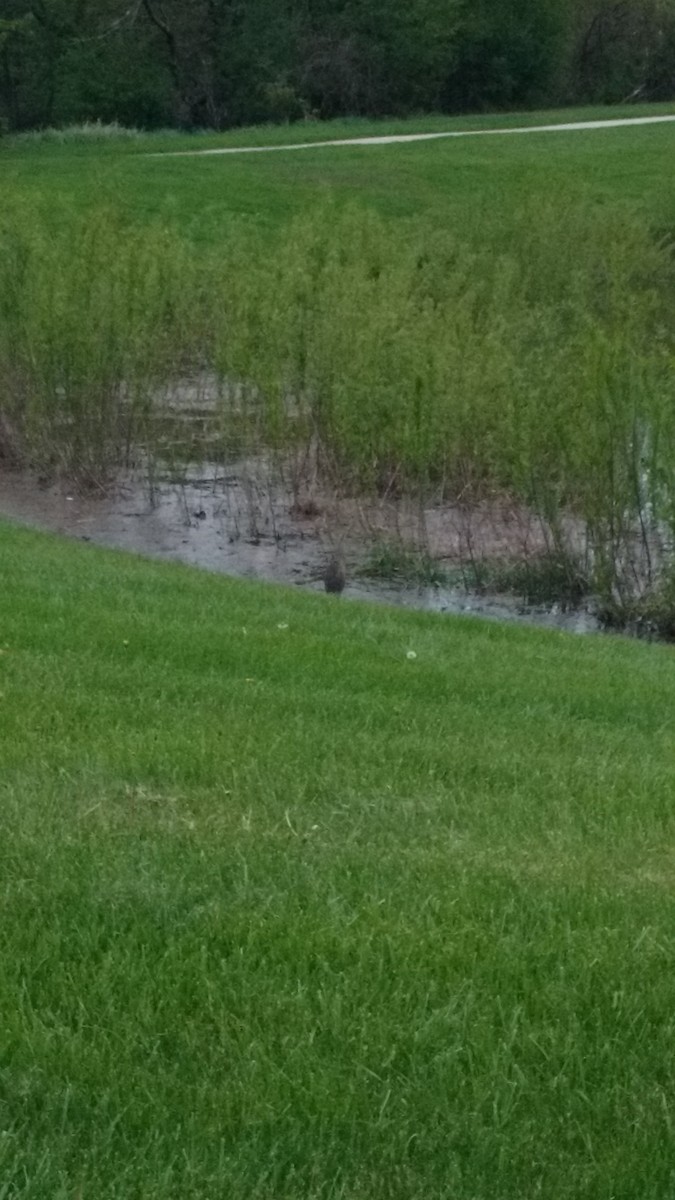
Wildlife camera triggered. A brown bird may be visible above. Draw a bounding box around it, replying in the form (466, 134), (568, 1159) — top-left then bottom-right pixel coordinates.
(324, 551), (346, 594)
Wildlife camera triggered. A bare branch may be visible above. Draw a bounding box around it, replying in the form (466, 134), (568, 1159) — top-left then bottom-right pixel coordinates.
(140, 0), (180, 88)
(74, 3), (144, 44)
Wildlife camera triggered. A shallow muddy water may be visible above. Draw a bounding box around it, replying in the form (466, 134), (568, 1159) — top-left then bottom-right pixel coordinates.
(0, 464), (599, 635)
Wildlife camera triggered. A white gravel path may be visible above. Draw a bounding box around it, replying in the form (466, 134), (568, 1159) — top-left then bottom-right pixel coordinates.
(156, 113), (675, 157)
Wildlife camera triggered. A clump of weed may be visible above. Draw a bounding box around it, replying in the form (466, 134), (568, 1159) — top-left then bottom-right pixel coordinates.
(359, 542), (448, 586)
(481, 553), (591, 608)
(598, 568), (675, 640)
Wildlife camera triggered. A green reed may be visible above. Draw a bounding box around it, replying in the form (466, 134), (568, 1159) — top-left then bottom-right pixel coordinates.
(2, 194), (675, 616)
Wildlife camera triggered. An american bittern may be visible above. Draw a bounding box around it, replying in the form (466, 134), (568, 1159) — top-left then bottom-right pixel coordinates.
(324, 551), (346, 594)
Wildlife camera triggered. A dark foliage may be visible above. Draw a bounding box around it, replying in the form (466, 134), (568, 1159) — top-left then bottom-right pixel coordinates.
(0, 0), (673, 132)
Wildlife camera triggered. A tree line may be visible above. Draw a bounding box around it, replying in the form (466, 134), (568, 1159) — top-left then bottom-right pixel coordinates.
(1, 0), (674, 132)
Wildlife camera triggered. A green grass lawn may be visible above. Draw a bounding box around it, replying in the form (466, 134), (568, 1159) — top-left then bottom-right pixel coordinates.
(1, 518), (674, 1198)
(3, 102), (675, 240)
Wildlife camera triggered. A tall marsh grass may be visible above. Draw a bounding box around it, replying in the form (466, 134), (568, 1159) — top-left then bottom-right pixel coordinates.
(0, 204), (206, 481)
(214, 201), (675, 615)
(2, 196), (675, 618)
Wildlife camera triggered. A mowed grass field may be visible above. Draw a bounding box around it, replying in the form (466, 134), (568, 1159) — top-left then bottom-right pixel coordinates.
(1, 518), (675, 1198)
(2, 107), (675, 1197)
(3, 103), (675, 239)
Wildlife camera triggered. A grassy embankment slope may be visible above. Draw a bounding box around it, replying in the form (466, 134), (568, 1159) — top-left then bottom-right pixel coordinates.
(1, 109), (675, 1196)
(1, 516), (675, 1198)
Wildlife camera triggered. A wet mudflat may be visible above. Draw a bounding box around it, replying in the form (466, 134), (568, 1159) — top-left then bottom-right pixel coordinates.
(0, 463), (599, 635)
